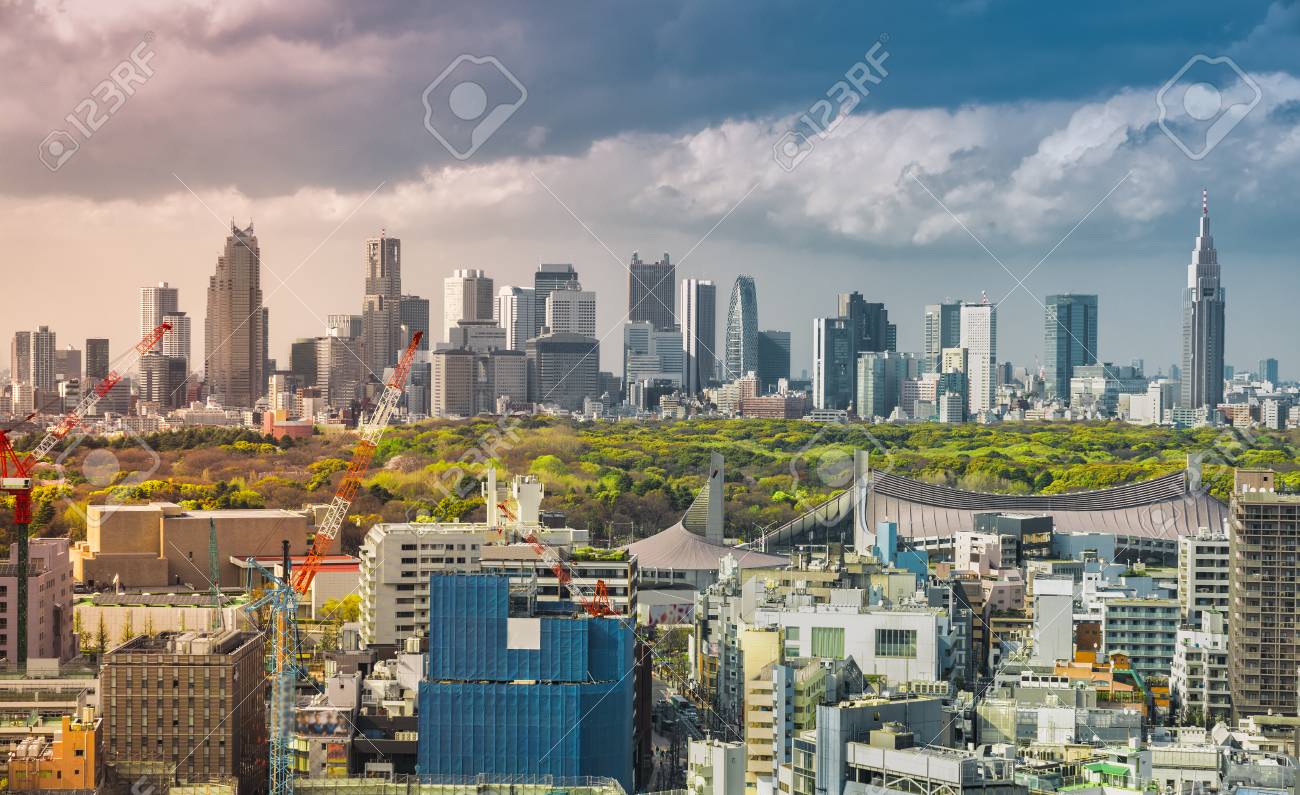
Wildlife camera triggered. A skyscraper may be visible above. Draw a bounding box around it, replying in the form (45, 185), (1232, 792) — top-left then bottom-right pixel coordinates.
(1257, 358), (1279, 384)
(363, 233), (402, 378)
(534, 263), (579, 337)
(959, 297), (996, 415)
(1180, 191), (1226, 412)
(84, 338), (110, 382)
(30, 326), (56, 394)
(680, 279), (717, 394)
(161, 311), (192, 373)
(757, 330), (791, 392)
(628, 252), (675, 331)
(724, 275), (759, 381)
(837, 293), (895, 354)
(205, 223), (267, 408)
(10, 331), (31, 385)
(812, 317), (853, 410)
(443, 268), (494, 342)
(496, 286), (536, 350)
(139, 282), (179, 340)
(1043, 294), (1098, 401)
(527, 333), (600, 411)
(923, 302), (962, 374)
(399, 295), (431, 351)
(545, 282), (597, 337)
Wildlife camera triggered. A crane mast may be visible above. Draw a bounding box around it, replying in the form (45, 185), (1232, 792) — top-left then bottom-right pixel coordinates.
(0, 322), (170, 665)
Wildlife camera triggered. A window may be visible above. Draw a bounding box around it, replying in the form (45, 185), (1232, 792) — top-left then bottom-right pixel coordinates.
(876, 628), (918, 658)
(810, 627), (845, 659)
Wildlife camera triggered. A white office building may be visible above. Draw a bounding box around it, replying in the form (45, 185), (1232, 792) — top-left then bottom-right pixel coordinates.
(544, 282), (597, 337)
(959, 299), (996, 415)
(496, 285), (537, 350)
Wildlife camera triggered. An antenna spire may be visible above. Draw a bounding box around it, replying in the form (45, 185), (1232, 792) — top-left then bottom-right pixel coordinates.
(1202, 188), (1208, 217)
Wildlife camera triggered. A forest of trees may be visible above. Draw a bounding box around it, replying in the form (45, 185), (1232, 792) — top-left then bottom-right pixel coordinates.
(3, 418), (1295, 552)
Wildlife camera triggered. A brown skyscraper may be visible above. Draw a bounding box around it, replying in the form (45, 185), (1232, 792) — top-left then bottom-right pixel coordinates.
(362, 233), (402, 379)
(204, 223), (267, 407)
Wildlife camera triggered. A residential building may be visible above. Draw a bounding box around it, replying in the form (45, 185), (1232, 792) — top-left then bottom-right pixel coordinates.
(30, 326), (56, 393)
(534, 263), (579, 336)
(497, 285), (537, 349)
(628, 252), (675, 331)
(205, 223), (267, 407)
(923, 301), (962, 374)
(1044, 293), (1098, 401)
(688, 738), (745, 795)
(545, 281), (597, 337)
(399, 294), (431, 350)
(1178, 528), (1229, 625)
(1100, 597), (1180, 680)
(757, 330), (791, 392)
(681, 279), (717, 394)
(10, 330), (31, 385)
(527, 332), (600, 411)
(0, 538), (76, 662)
(812, 317), (853, 410)
(1180, 191), (1226, 411)
(139, 281), (179, 341)
(724, 275), (758, 382)
(1171, 611), (1230, 725)
(417, 575), (634, 792)
(1228, 469), (1300, 718)
(959, 299), (996, 415)
(443, 267), (493, 342)
(101, 630), (265, 793)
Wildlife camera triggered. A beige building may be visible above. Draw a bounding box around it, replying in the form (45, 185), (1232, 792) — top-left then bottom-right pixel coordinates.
(0, 537), (76, 662)
(73, 503), (312, 589)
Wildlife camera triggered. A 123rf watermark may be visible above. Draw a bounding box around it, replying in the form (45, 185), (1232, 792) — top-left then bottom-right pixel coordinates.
(774, 37), (890, 172)
(38, 34), (157, 172)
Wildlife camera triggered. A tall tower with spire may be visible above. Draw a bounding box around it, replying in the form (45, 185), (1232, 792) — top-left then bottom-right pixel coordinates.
(1180, 189), (1226, 413)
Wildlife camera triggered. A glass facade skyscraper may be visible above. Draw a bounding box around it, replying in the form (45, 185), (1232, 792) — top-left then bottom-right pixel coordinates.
(1043, 293), (1098, 401)
(1180, 191), (1226, 412)
(724, 275), (758, 381)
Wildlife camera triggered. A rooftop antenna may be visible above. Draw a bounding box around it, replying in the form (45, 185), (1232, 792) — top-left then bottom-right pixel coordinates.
(209, 518), (223, 633)
(1202, 188), (1208, 216)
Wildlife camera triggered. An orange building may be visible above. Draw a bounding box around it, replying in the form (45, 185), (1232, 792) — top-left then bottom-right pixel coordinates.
(6, 713), (99, 791)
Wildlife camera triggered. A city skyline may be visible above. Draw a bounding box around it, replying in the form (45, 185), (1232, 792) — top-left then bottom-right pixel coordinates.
(3, 3), (1298, 378)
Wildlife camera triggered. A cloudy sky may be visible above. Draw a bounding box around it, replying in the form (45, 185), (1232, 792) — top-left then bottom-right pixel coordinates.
(5, 0), (1300, 379)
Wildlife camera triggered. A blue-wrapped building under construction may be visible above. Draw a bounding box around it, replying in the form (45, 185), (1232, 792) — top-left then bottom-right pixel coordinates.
(417, 574), (634, 792)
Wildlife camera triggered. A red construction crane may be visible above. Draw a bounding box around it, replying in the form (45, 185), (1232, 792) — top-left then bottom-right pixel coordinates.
(498, 501), (617, 617)
(0, 322), (170, 664)
(291, 332), (422, 594)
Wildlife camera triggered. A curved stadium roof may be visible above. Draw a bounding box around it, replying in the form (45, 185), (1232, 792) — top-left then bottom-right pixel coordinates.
(869, 470), (1227, 539)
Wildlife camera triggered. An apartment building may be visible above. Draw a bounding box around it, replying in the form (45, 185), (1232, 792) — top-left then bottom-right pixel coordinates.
(1101, 598), (1181, 680)
(1178, 528), (1229, 625)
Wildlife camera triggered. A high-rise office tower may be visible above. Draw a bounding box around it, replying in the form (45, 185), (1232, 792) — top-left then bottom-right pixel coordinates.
(30, 326), (56, 393)
(161, 311), (192, 372)
(363, 233), (402, 378)
(724, 275), (758, 381)
(327, 314), (363, 339)
(139, 281), (179, 340)
(923, 302), (962, 374)
(534, 263), (578, 337)
(10, 331), (32, 385)
(837, 293), (895, 354)
(497, 286), (537, 350)
(53, 346), (82, 382)
(855, 351), (920, 419)
(812, 317), (853, 410)
(527, 333), (600, 411)
(680, 279), (717, 394)
(628, 252), (675, 331)
(939, 347), (969, 423)
(399, 295), (431, 351)
(1257, 358), (1278, 385)
(443, 268), (494, 342)
(1228, 469), (1300, 719)
(623, 321), (684, 388)
(959, 297), (997, 415)
(205, 223), (267, 408)
(1043, 294), (1098, 401)
(545, 282), (597, 337)
(757, 330), (791, 392)
(139, 352), (188, 410)
(289, 338), (318, 387)
(84, 338), (110, 382)
(1180, 191), (1226, 412)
